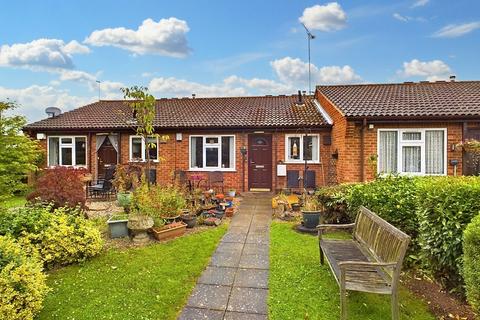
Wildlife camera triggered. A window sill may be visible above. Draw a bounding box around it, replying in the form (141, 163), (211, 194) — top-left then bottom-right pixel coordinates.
(188, 168), (236, 172)
(129, 160), (160, 163)
(284, 161), (321, 165)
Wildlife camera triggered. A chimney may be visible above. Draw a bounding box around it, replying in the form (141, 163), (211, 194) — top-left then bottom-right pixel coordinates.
(192, 93), (196, 99)
(295, 90), (305, 107)
(450, 75), (456, 82)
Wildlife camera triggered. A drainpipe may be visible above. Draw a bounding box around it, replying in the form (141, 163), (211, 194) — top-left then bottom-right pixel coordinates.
(360, 118), (367, 182)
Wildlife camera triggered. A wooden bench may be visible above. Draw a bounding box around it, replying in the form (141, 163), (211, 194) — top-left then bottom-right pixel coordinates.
(318, 206), (410, 320)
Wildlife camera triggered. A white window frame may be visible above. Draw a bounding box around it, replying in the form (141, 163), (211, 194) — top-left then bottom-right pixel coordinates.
(284, 134), (320, 164)
(377, 128), (447, 176)
(129, 135), (159, 162)
(189, 135), (236, 172)
(47, 135), (88, 167)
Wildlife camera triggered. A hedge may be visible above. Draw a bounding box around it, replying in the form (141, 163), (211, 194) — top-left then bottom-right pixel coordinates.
(0, 236), (49, 320)
(464, 214), (480, 313)
(416, 177), (480, 292)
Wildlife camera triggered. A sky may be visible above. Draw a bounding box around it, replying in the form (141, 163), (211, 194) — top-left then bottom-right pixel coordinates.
(0, 0), (479, 122)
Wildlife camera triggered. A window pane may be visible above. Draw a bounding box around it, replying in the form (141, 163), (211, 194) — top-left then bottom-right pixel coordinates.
(378, 131), (398, 173)
(426, 130), (444, 174)
(402, 146), (421, 173)
(75, 137), (86, 165)
(221, 136), (234, 168)
(61, 137), (72, 144)
(206, 147), (218, 167)
(303, 136), (318, 161)
(190, 137), (203, 168)
(206, 137), (218, 144)
(131, 137), (142, 159)
(61, 147), (72, 166)
(48, 137), (59, 166)
(402, 132), (421, 141)
(288, 137), (301, 160)
(147, 137), (157, 160)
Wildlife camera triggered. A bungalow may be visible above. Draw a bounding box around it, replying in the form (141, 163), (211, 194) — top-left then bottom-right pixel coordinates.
(24, 80), (480, 192)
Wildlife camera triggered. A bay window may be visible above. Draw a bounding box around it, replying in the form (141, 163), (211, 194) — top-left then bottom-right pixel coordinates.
(129, 136), (158, 161)
(48, 136), (86, 167)
(285, 134), (319, 163)
(189, 135), (235, 171)
(378, 129), (446, 175)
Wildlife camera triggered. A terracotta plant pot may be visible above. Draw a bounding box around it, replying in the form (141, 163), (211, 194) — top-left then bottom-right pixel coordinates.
(151, 222), (187, 241)
(225, 207), (234, 217)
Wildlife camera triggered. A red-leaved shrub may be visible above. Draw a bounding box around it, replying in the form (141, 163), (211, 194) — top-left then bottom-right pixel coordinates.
(27, 167), (87, 209)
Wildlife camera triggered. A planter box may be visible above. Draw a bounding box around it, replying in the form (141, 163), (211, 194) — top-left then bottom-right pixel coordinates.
(225, 207), (234, 217)
(151, 222), (187, 241)
(107, 214), (129, 238)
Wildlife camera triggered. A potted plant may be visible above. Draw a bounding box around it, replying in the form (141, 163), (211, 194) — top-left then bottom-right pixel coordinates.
(112, 164), (141, 212)
(133, 185), (186, 223)
(181, 203), (200, 228)
(107, 213), (129, 238)
(128, 183), (155, 244)
(227, 189), (236, 197)
(301, 196), (324, 229)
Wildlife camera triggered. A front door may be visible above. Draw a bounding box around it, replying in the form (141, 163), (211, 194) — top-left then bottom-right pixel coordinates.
(97, 138), (117, 179)
(248, 134), (272, 191)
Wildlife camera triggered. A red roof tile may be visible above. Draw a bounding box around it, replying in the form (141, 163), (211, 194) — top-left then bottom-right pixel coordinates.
(317, 81), (480, 119)
(25, 95), (330, 130)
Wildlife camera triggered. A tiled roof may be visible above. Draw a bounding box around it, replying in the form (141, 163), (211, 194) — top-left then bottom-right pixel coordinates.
(25, 95), (330, 130)
(317, 81), (480, 119)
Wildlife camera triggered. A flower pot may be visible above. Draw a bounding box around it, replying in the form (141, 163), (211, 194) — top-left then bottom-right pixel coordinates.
(151, 222), (187, 241)
(161, 215), (181, 224)
(117, 192), (132, 208)
(204, 217), (221, 226)
(225, 207), (234, 217)
(181, 214), (197, 228)
(127, 215), (154, 245)
(107, 214), (129, 238)
(227, 190), (236, 197)
(215, 211), (225, 219)
(302, 210), (321, 229)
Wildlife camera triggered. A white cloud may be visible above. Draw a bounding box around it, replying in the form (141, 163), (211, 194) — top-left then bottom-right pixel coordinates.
(432, 22), (480, 38)
(0, 38), (89, 71)
(63, 40), (91, 55)
(411, 0), (429, 8)
(270, 57), (361, 86)
(299, 2), (347, 32)
(393, 13), (409, 22)
(148, 77), (247, 97)
(85, 18), (190, 57)
(0, 85), (94, 122)
(399, 59), (452, 81)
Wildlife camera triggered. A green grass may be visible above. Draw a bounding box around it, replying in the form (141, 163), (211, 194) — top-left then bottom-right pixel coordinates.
(269, 221), (434, 320)
(1, 195), (27, 208)
(38, 225), (228, 320)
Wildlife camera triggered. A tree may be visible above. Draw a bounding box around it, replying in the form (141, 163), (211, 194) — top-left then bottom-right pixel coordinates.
(0, 101), (41, 200)
(121, 86), (157, 187)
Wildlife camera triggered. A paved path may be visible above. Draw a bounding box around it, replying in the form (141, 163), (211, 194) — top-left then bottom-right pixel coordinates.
(178, 193), (272, 320)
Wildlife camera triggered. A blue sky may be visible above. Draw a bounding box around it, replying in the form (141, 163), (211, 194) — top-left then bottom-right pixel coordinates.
(1, 0), (479, 121)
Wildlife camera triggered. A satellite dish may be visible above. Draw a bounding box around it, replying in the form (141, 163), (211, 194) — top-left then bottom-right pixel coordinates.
(45, 107), (62, 118)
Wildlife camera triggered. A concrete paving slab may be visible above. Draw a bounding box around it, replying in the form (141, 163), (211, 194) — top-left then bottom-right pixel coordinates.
(234, 268), (269, 288)
(226, 287), (268, 314)
(198, 266), (236, 286)
(186, 284), (231, 310)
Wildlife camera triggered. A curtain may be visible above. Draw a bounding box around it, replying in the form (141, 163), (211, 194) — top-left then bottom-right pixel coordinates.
(378, 131), (397, 173)
(402, 132), (421, 140)
(108, 134), (119, 153)
(96, 135), (107, 151)
(426, 130), (444, 174)
(48, 137), (59, 166)
(310, 136), (319, 162)
(402, 146), (421, 172)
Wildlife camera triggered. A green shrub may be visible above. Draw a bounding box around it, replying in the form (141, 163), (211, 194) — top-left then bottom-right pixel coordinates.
(464, 214), (480, 313)
(416, 177), (480, 292)
(346, 176), (420, 264)
(0, 204), (103, 268)
(132, 184), (186, 220)
(0, 235), (49, 320)
(316, 184), (355, 223)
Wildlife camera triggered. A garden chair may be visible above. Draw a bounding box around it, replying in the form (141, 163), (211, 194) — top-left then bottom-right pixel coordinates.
(88, 165), (116, 199)
(208, 171), (224, 193)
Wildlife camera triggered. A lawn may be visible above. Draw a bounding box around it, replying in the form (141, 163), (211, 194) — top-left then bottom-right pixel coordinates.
(37, 225), (228, 320)
(1, 195), (27, 208)
(269, 221), (435, 320)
